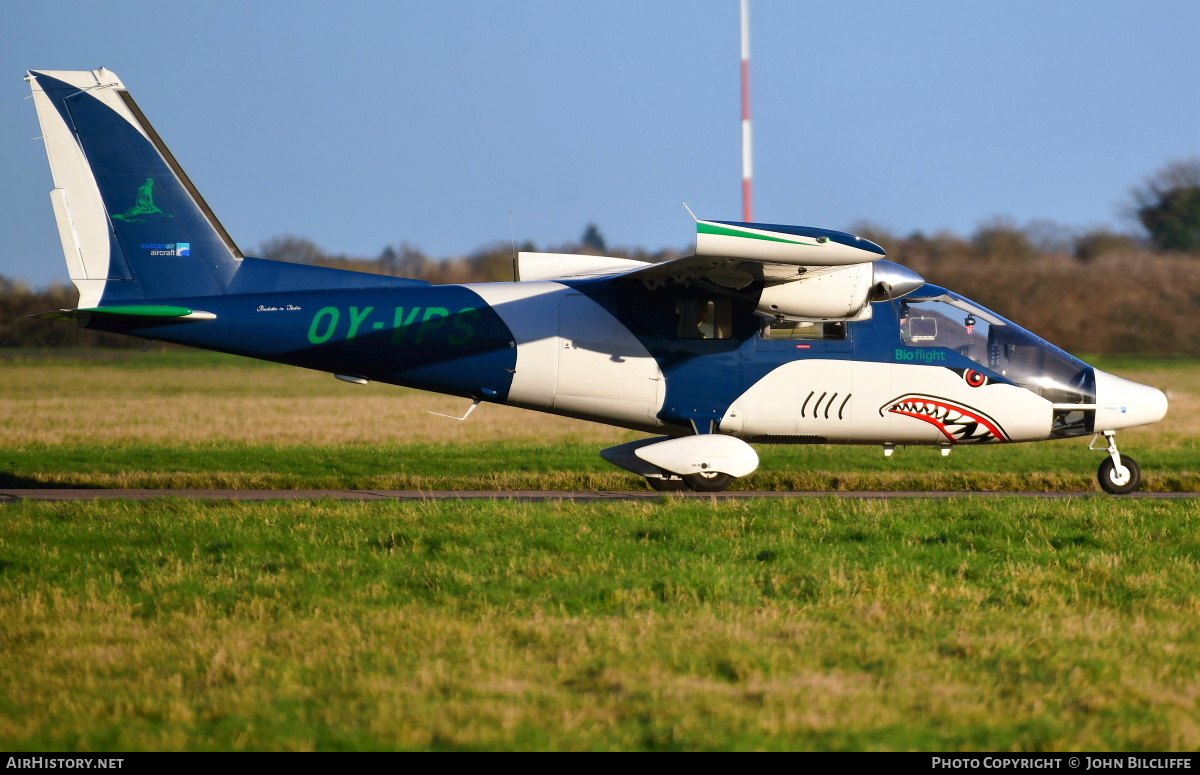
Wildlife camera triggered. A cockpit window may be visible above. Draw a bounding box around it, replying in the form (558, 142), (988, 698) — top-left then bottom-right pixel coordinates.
(899, 293), (1094, 405)
(900, 296), (992, 363)
(905, 316), (938, 342)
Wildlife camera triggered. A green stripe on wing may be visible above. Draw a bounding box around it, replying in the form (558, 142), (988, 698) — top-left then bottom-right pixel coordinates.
(697, 221), (820, 246)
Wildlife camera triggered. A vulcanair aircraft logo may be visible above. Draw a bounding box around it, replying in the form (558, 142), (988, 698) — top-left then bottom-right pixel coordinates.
(110, 178), (174, 223)
(140, 242), (189, 257)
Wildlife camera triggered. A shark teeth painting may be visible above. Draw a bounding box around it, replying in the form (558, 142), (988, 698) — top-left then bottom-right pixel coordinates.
(881, 394), (1009, 444)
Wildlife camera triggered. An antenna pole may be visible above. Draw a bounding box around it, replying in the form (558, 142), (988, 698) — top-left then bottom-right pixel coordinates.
(509, 211), (519, 281)
(741, 0), (753, 223)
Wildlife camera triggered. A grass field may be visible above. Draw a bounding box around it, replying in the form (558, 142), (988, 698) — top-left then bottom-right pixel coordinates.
(2, 350), (1198, 750)
(1, 349), (1198, 491)
(2, 497), (1198, 751)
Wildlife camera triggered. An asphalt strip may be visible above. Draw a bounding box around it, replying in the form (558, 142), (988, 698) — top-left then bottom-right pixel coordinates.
(1, 489), (1197, 502)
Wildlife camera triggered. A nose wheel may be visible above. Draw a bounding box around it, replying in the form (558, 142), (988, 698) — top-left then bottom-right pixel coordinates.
(1091, 431), (1143, 495)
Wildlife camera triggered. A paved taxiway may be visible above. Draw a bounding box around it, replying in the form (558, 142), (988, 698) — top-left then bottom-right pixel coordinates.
(2, 489), (1197, 502)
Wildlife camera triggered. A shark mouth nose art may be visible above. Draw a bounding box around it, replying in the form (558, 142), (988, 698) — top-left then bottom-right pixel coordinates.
(881, 395), (1008, 443)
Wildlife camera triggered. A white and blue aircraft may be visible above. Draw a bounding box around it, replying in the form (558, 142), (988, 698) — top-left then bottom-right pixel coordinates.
(26, 69), (1168, 493)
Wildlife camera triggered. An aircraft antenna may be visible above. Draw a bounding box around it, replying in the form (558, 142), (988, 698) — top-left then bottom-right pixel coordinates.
(509, 210), (519, 281)
(741, 0), (753, 223)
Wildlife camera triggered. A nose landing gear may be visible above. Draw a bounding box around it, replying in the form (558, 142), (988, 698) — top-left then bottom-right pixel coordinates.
(1090, 431), (1143, 495)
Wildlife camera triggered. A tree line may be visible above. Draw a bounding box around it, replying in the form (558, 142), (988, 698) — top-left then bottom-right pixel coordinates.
(3, 158), (1198, 354)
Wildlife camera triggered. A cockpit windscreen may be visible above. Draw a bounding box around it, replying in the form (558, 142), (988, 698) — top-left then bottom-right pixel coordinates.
(899, 292), (1095, 406)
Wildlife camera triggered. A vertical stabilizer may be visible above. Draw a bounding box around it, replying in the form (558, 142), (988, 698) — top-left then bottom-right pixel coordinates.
(28, 69), (243, 303)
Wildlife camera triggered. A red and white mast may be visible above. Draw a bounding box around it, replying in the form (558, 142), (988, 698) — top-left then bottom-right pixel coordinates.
(740, 0), (753, 223)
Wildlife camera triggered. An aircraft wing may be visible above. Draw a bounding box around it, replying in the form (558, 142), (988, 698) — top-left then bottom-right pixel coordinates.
(611, 220), (888, 291)
(517, 252), (649, 282)
(608, 221), (923, 319)
(516, 220), (921, 318)
(692, 220), (886, 265)
(610, 252), (833, 290)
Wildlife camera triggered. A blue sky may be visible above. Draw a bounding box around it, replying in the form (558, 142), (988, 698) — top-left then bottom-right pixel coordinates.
(1, 0), (1197, 288)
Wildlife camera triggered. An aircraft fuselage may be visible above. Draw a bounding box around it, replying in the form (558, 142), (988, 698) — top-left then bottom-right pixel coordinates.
(81, 276), (1162, 450)
(27, 67), (1168, 493)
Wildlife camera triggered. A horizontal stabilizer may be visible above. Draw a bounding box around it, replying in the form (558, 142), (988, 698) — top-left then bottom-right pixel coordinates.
(32, 305), (216, 321)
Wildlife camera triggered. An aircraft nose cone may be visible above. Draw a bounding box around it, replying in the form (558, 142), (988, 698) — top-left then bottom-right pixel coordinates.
(1094, 369), (1168, 430)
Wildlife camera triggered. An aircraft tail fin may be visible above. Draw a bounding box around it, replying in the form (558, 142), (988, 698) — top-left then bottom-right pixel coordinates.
(28, 69), (244, 305)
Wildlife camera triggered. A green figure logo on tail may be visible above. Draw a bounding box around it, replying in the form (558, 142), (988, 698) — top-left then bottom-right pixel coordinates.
(111, 178), (173, 222)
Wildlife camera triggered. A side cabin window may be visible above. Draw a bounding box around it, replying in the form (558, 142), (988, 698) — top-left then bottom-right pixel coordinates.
(762, 320), (846, 341)
(675, 299), (733, 340)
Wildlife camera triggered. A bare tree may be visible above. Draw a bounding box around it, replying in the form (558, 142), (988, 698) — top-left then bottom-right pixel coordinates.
(256, 234), (331, 264)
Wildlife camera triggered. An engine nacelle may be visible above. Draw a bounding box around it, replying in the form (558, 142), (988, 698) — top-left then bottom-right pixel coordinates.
(756, 263), (874, 320)
(755, 260), (926, 320)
